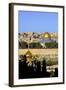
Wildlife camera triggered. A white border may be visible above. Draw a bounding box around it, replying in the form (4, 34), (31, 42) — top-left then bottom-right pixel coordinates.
(14, 5), (63, 85)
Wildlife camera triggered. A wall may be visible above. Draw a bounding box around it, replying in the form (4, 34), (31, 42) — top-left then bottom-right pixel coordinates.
(0, 0), (66, 90)
(19, 49), (58, 55)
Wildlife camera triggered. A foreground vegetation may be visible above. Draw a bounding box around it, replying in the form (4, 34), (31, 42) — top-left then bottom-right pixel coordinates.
(19, 41), (58, 49)
(19, 55), (58, 79)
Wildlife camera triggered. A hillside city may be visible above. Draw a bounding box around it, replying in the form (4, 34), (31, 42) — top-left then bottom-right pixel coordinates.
(18, 32), (58, 48)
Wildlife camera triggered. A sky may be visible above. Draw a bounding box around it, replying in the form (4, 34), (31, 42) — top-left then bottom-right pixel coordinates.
(18, 11), (58, 33)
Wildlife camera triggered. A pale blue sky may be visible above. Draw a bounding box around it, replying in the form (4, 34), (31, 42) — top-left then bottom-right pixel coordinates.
(18, 11), (58, 33)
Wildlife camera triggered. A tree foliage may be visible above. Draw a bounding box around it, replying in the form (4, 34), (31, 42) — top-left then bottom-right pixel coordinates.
(29, 42), (42, 48)
(45, 42), (58, 48)
(19, 41), (28, 49)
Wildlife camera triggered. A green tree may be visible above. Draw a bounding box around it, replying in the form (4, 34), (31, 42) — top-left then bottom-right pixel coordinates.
(29, 42), (42, 48)
(19, 41), (28, 49)
(45, 42), (58, 48)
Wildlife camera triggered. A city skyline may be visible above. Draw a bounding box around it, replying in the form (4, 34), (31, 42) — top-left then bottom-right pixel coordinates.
(18, 11), (58, 33)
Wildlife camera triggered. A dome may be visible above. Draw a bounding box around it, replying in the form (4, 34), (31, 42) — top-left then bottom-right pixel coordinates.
(43, 32), (51, 39)
(39, 32), (52, 43)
